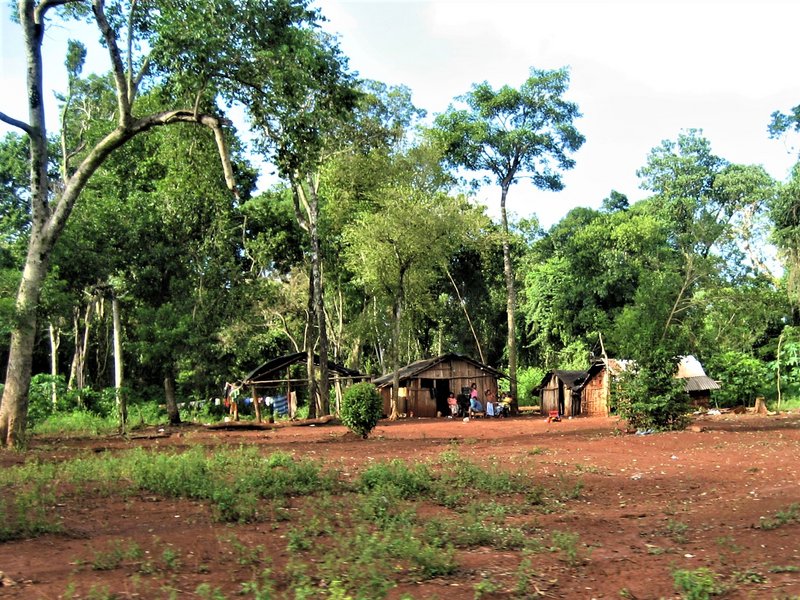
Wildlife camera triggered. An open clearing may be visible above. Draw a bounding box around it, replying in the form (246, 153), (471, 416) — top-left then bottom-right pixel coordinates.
(1, 412), (799, 599)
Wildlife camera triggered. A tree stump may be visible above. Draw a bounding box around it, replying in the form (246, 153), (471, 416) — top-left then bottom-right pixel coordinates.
(754, 397), (768, 415)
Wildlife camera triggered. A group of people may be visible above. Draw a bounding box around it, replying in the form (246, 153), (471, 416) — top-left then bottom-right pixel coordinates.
(447, 382), (512, 418)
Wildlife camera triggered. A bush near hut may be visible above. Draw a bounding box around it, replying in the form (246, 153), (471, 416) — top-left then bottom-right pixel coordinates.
(612, 353), (691, 431)
(340, 383), (383, 439)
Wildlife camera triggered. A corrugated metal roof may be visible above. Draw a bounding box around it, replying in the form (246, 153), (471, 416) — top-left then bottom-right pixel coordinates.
(683, 375), (721, 392)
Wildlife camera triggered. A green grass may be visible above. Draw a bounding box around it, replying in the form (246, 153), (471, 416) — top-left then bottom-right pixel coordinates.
(768, 397), (800, 411)
(0, 445), (594, 599)
(758, 503), (800, 530)
(673, 567), (724, 600)
(30, 410), (119, 436)
(666, 519), (690, 544)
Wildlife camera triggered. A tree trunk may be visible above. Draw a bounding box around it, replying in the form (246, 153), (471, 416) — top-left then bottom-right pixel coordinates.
(0, 229), (51, 446)
(500, 185), (518, 413)
(112, 294), (126, 432)
(389, 292), (403, 420)
(305, 277), (318, 420)
(252, 386), (262, 423)
(164, 372), (181, 425)
(307, 179), (331, 416)
(48, 322), (60, 409)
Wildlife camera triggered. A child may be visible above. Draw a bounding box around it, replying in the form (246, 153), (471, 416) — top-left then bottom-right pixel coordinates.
(447, 392), (458, 417)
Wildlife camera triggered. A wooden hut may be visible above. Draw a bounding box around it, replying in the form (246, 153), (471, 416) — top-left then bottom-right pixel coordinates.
(539, 370), (588, 417)
(373, 353), (507, 418)
(539, 360), (625, 418)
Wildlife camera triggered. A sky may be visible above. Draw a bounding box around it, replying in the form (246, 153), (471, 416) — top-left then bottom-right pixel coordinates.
(2, 0), (799, 228)
(318, 0), (800, 226)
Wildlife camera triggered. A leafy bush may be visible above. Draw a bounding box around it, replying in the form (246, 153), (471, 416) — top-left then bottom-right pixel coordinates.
(517, 366), (545, 406)
(673, 567), (723, 600)
(707, 351), (769, 407)
(612, 353), (691, 430)
(359, 460), (432, 497)
(340, 383), (382, 439)
(31, 411), (118, 436)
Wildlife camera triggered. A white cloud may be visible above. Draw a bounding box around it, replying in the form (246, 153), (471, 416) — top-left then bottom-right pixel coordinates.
(322, 0), (800, 226)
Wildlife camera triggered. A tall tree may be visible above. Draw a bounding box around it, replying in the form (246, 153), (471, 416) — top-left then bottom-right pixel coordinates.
(344, 186), (481, 418)
(223, 28), (359, 417)
(0, 0), (345, 447)
(433, 67), (584, 410)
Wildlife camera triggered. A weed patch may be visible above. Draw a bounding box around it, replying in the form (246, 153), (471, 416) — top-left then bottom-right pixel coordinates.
(758, 503), (800, 530)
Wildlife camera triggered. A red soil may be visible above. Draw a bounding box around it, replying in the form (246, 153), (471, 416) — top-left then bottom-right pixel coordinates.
(1, 412), (799, 599)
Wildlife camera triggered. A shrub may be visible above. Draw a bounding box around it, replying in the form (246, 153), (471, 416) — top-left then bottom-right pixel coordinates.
(673, 567), (723, 600)
(517, 366), (545, 406)
(340, 383), (382, 439)
(707, 351), (769, 407)
(612, 353), (691, 431)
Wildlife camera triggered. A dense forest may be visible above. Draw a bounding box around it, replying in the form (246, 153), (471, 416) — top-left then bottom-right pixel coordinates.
(2, 0), (800, 447)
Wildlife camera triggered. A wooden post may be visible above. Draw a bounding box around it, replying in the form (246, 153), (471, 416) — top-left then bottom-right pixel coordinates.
(252, 386), (262, 423)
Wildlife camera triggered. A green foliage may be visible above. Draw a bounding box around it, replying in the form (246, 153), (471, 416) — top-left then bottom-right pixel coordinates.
(90, 540), (143, 571)
(516, 366), (545, 405)
(758, 503), (800, 530)
(612, 354), (691, 430)
(340, 383), (383, 439)
(30, 411), (118, 436)
(772, 165), (800, 300)
(474, 577), (501, 599)
(433, 67), (585, 191)
(359, 459), (432, 498)
(0, 479), (62, 541)
(707, 351), (770, 407)
(673, 567), (723, 600)
(666, 519), (690, 544)
(549, 530), (584, 566)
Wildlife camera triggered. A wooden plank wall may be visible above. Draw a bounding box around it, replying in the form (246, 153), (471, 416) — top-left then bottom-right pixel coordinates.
(541, 377), (560, 414)
(378, 358), (500, 418)
(582, 370), (609, 417)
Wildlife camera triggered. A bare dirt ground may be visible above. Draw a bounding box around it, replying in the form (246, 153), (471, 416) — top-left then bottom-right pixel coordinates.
(1, 412), (799, 599)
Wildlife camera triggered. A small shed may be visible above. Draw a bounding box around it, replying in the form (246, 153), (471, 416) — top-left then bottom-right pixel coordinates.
(243, 352), (365, 419)
(539, 370), (589, 417)
(575, 355), (721, 415)
(676, 356), (720, 407)
(373, 353), (507, 418)
(540, 359), (627, 418)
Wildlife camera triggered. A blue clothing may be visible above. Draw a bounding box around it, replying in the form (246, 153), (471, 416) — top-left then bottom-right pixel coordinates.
(469, 398), (483, 412)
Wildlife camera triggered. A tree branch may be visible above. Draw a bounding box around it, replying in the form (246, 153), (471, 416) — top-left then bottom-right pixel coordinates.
(48, 109), (238, 243)
(34, 0), (81, 23)
(130, 110), (239, 198)
(0, 112), (33, 136)
(126, 0), (137, 103)
(92, 0), (131, 123)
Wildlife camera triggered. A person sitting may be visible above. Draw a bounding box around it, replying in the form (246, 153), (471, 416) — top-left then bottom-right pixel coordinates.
(469, 394), (484, 416)
(447, 392), (458, 418)
(498, 392), (512, 417)
(484, 388), (498, 417)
